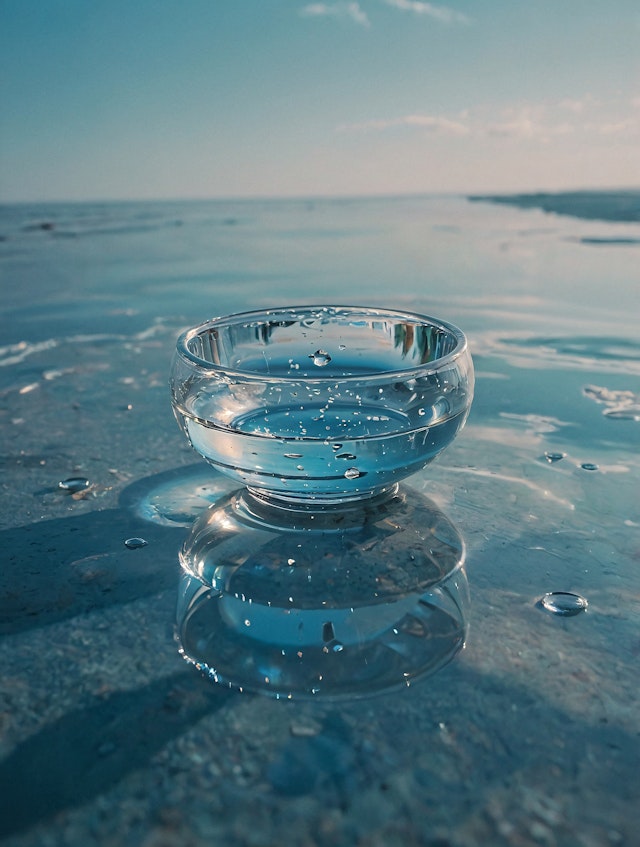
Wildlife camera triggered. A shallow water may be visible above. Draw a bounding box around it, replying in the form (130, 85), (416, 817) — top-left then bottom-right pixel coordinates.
(1, 194), (639, 845)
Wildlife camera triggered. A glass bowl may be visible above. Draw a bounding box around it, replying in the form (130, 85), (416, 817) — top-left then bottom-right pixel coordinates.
(170, 305), (473, 504)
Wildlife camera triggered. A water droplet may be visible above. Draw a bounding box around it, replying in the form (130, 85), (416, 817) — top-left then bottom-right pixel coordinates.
(332, 641), (344, 653)
(244, 619), (251, 627)
(544, 452), (566, 463)
(344, 468), (362, 480)
(296, 464), (305, 471)
(539, 591), (588, 616)
(310, 349), (331, 367)
(124, 537), (148, 549)
(338, 344), (346, 350)
(58, 477), (90, 493)
(331, 443), (343, 451)
(284, 453), (303, 459)
(287, 558), (296, 566)
(418, 408), (426, 416)
(336, 453), (356, 460)
(581, 462), (599, 471)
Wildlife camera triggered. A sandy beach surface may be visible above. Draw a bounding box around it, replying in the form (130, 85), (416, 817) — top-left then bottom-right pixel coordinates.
(1, 193), (639, 846)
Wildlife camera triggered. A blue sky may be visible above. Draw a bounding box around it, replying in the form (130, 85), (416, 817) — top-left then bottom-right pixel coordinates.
(1, 0), (639, 201)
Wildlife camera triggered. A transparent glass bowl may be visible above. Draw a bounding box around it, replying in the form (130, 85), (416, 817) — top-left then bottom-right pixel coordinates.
(170, 305), (474, 504)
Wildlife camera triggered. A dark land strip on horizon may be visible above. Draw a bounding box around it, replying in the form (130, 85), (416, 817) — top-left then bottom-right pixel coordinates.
(468, 189), (640, 223)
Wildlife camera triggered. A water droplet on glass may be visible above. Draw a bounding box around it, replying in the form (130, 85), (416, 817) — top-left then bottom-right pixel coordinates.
(417, 408), (426, 416)
(287, 558), (296, 566)
(338, 344), (346, 350)
(310, 349), (331, 367)
(336, 453), (357, 460)
(581, 462), (599, 471)
(284, 453), (303, 459)
(331, 443), (343, 451)
(344, 468), (362, 480)
(124, 537), (148, 549)
(296, 464), (305, 471)
(58, 477), (90, 493)
(332, 641), (344, 653)
(544, 452), (566, 463)
(539, 591), (588, 616)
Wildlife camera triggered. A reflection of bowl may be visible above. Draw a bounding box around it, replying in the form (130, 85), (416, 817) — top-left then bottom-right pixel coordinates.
(175, 485), (469, 699)
(170, 306), (474, 504)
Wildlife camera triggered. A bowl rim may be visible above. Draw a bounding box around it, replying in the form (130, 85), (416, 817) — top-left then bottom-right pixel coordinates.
(174, 304), (470, 382)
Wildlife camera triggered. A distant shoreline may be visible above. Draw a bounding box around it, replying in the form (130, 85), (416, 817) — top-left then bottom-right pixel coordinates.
(468, 190), (640, 223)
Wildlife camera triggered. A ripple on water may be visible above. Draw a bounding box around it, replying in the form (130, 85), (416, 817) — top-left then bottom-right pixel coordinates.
(482, 335), (640, 376)
(583, 385), (640, 421)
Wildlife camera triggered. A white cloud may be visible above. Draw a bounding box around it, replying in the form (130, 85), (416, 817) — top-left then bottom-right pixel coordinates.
(339, 113), (470, 134)
(382, 0), (471, 25)
(338, 97), (640, 147)
(485, 109), (574, 142)
(300, 2), (371, 27)
(596, 119), (639, 136)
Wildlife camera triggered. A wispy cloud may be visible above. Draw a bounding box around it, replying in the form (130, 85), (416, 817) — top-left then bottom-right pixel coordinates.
(382, 0), (471, 25)
(300, 2), (371, 27)
(339, 113), (470, 135)
(338, 97), (640, 143)
(485, 106), (574, 141)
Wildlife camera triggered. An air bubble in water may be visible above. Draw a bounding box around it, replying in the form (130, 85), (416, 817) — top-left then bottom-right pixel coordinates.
(336, 453), (356, 460)
(544, 452), (566, 463)
(581, 462), (599, 471)
(124, 537), (148, 549)
(284, 453), (303, 459)
(418, 408), (426, 416)
(58, 477), (90, 493)
(331, 443), (343, 451)
(344, 468), (362, 480)
(539, 591), (588, 616)
(310, 349), (331, 367)
(332, 641), (344, 653)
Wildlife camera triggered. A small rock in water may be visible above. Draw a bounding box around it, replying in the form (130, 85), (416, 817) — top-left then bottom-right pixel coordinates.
(58, 477), (90, 494)
(538, 591), (588, 616)
(344, 468), (362, 480)
(544, 451), (566, 463)
(124, 537), (148, 549)
(310, 349), (331, 367)
(581, 462), (599, 471)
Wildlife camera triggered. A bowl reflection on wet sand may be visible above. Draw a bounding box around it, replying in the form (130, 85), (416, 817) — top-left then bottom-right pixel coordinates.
(176, 485), (469, 699)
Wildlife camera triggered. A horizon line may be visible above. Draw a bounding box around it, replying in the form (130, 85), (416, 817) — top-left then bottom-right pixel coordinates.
(2, 185), (639, 207)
